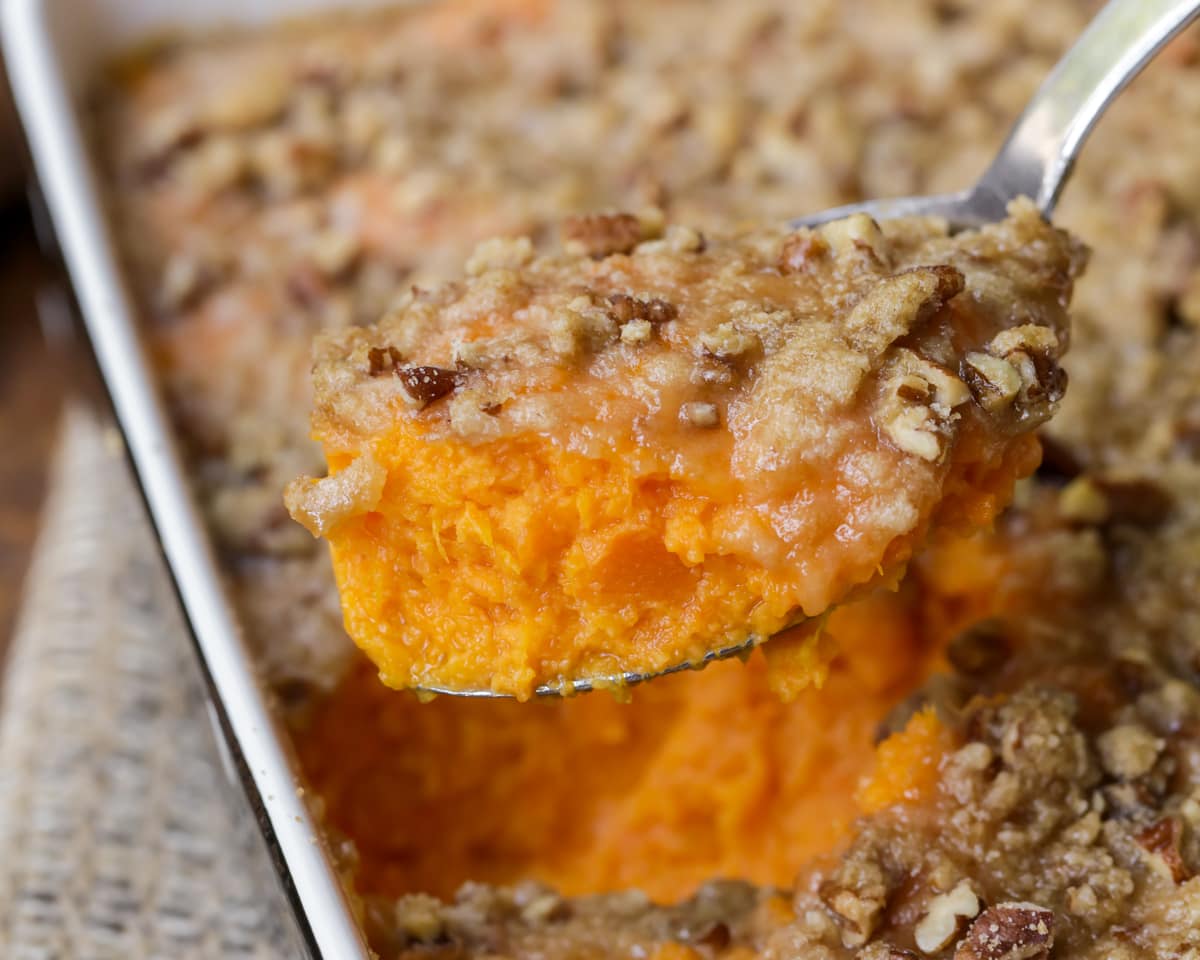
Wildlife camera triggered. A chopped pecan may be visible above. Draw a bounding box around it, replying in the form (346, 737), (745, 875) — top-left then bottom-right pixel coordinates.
(823, 886), (885, 948)
(699, 322), (758, 361)
(158, 252), (222, 311)
(367, 346), (405, 376)
(396, 365), (462, 409)
(819, 857), (891, 949)
(551, 298), (620, 358)
(966, 325), (1066, 429)
(878, 349), (970, 462)
(915, 881), (982, 954)
(955, 903), (1054, 960)
(662, 224), (706, 253)
(1176, 410), (1200, 457)
(818, 213), (891, 266)
(287, 262), (329, 308)
(963, 352), (1022, 412)
(676, 920), (731, 950)
(518, 890), (571, 924)
(562, 213), (644, 258)
(846, 266), (964, 358)
(366, 347), (461, 407)
(645, 299), (678, 324)
(1135, 817), (1192, 883)
(607, 293), (678, 325)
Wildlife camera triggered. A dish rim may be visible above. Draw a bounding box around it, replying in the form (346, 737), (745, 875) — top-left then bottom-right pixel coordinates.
(0, 0), (376, 956)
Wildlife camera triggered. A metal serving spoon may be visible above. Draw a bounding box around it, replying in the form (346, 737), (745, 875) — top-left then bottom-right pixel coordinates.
(422, 0), (1200, 700)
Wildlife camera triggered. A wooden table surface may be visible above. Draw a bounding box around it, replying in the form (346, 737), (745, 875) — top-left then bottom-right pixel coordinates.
(0, 204), (71, 664)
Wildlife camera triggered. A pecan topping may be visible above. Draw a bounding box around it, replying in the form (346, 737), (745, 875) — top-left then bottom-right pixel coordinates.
(562, 213), (644, 258)
(397, 365), (462, 409)
(369, 348), (462, 407)
(699, 322), (758, 360)
(963, 352), (1022, 412)
(1136, 817), (1192, 883)
(465, 235), (535, 275)
(915, 881), (981, 954)
(1057, 476), (1110, 525)
(607, 293), (678, 325)
(367, 345), (405, 376)
(878, 349), (970, 462)
(820, 857), (891, 949)
(965, 325), (1066, 429)
(955, 903), (1054, 960)
(586, 292), (671, 345)
(681, 921), (731, 951)
(818, 213), (891, 266)
(158, 252), (223, 312)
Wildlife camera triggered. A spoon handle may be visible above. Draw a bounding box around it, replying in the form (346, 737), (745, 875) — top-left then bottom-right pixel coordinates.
(974, 0), (1200, 216)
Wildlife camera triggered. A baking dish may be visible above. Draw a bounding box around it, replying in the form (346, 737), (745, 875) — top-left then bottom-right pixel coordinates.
(1, 1), (383, 956)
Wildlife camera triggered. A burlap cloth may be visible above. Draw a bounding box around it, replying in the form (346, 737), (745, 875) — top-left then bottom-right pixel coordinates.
(0, 406), (306, 958)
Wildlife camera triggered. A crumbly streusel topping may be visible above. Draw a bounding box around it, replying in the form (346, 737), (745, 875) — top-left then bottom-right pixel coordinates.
(307, 201), (1080, 482)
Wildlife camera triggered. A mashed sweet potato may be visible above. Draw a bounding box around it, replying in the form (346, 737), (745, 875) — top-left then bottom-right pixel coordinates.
(296, 525), (1043, 905)
(297, 590), (934, 902)
(287, 202), (1084, 699)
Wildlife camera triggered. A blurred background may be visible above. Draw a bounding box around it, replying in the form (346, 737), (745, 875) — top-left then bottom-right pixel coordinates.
(0, 62), (73, 663)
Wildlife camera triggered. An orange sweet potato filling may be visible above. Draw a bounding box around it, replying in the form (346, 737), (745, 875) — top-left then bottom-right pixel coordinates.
(323, 418), (1038, 700)
(855, 705), (957, 814)
(298, 590), (937, 903)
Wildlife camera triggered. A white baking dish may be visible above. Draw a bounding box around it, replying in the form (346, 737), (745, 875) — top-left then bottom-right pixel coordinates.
(1, 1), (383, 956)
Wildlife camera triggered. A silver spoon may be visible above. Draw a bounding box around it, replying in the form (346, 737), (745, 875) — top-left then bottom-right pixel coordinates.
(421, 0), (1200, 700)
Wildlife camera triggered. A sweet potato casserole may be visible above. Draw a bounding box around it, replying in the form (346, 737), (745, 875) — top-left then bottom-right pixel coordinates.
(286, 202), (1081, 698)
(94, 1), (1200, 956)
